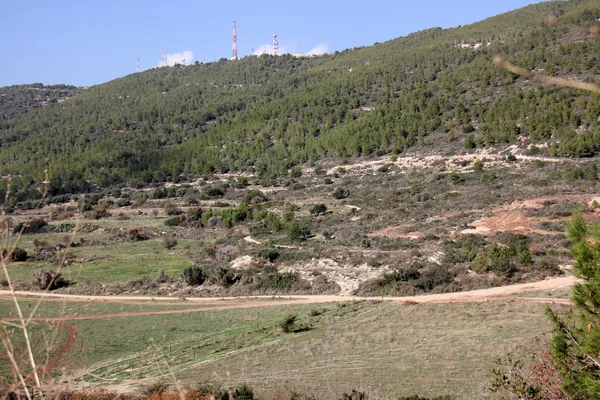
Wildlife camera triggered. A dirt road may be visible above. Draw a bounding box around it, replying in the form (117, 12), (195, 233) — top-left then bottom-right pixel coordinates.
(0, 276), (577, 322)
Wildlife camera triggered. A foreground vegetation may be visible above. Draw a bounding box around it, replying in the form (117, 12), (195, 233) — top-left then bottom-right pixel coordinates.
(0, 296), (557, 399)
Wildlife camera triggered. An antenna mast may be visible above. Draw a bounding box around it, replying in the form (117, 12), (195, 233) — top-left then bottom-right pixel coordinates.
(136, 56), (140, 72)
(273, 34), (279, 56)
(232, 20), (238, 60)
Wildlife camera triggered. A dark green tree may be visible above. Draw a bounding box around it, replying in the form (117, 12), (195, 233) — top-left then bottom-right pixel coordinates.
(547, 212), (600, 398)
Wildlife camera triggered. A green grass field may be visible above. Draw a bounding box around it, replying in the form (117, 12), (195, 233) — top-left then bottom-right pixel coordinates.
(5, 238), (198, 285)
(0, 297), (561, 399)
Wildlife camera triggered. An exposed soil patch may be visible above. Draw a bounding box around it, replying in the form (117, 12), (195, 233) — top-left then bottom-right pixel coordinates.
(462, 193), (600, 236)
(462, 210), (543, 236)
(365, 225), (424, 240)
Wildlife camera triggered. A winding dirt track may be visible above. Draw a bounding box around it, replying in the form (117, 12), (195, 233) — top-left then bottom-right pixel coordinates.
(44, 323), (79, 373)
(0, 276), (578, 322)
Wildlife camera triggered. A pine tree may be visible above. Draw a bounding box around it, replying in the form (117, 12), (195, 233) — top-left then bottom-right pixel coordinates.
(547, 211), (600, 398)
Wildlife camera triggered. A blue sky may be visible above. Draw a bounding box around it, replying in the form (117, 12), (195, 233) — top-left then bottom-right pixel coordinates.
(0, 0), (544, 87)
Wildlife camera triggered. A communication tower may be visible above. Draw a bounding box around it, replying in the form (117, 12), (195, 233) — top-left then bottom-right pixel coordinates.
(273, 34), (279, 56)
(232, 20), (238, 60)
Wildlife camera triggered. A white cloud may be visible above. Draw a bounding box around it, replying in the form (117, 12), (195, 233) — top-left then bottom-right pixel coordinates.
(158, 50), (194, 67)
(252, 42), (329, 57)
(253, 43), (294, 56)
(306, 43), (329, 56)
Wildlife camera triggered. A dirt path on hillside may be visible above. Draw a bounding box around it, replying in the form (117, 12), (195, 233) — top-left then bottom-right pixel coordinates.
(43, 323), (79, 373)
(0, 276), (578, 322)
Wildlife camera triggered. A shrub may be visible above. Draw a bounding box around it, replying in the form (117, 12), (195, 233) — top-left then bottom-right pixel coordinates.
(13, 218), (47, 234)
(205, 186), (225, 197)
(310, 204), (328, 215)
(10, 247), (27, 262)
(244, 190), (268, 204)
(182, 266), (206, 286)
(207, 267), (239, 287)
(481, 170), (498, 183)
(538, 258), (560, 273)
(163, 203), (180, 216)
(288, 219), (302, 242)
(86, 209), (110, 220)
(163, 236), (178, 250)
(389, 266), (421, 282)
(187, 207), (203, 221)
(290, 166), (302, 178)
(233, 384), (255, 400)
(333, 187), (350, 199)
(280, 314), (298, 333)
(34, 269), (67, 290)
(449, 173), (465, 185)
(415, 265), (453, 291)
(471, 255), (488, 273)
(462, 124), (475, 134)
(473, 160), (484, 173)
(155, 270), (170, 283)
(464, 134), (476, 149)
(340, 390), (367, 400)
(378, 164), (391, 173)
(145, 382), (170, 396)
(116, 198), (131, 207)
(259, 270), (300, 290)
(257, 246), (280, 262)
(164, 217), (181, 227)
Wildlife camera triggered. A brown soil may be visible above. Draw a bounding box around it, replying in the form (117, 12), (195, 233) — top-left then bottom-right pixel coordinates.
(463, 193), (600, 236)
(365, 225), (424, 240)
(44, 323), (79, 373)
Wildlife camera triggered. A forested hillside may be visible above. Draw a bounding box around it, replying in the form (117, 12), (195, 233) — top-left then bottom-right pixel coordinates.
(0, 83), (81, 121)
(0, 0), (599, 204)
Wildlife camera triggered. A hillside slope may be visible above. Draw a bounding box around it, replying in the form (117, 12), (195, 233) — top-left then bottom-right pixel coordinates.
(0, 0), (599, 203)
(0, 83), (81, 121)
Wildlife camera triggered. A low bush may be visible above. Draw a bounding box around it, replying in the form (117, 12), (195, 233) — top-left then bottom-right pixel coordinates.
(310, 204), (328, 215)
(10, 247), (27, 262)
(163, 236), (178, 250)
(206, 266), (239, 287)
(182, 266), (206, 286)
(164, 217), (182, 227)
(244, 190), (268, 204)
(145, 382), (170, 396)
(280, 314), (298, 333)
(258, 269), (301, 290)
(290, 166), (302, 178)
(333, 187), (350, 199)
(205, 186), (225, 197)
(34, 269), (68, 290)
(13, 218), (47, 234)
(232, 384), (254, 400)
(257, 246), (280, 262)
